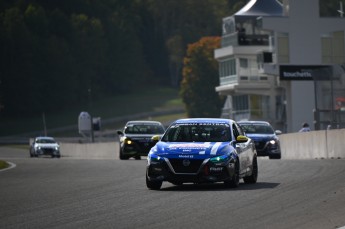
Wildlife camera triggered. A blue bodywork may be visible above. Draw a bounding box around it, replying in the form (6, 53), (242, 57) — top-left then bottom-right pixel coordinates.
(146, 118), (254, 189)
(150, 141), (235, 160)
(238, 121), (281, 159)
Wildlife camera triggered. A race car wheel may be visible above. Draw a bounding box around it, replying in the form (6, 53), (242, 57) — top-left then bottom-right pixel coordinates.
(119, 149), (128, 160)
(269, 154), (281, 159)
(146, 172), (162, 190)
(243, 156), (258, 184)
(224, 162), (239, 188)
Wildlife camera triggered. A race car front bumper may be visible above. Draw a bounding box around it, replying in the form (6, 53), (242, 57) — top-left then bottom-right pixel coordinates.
(147, 157), (236, 184)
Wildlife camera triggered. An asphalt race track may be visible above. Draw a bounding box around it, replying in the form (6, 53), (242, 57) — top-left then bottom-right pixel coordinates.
(1, 146), (345, 229)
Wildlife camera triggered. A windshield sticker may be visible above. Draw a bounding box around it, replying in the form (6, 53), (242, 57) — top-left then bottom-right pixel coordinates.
(168, 142), (211, 150)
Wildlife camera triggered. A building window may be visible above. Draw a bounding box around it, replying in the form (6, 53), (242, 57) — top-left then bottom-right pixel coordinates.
(233, 95), (249, 111)
(322, 31), (345, 64)
(219, 58), (236, 77)
(277, 33), (289, 63)
(239, 58), (248, 68)
(250, 95), (270, 120)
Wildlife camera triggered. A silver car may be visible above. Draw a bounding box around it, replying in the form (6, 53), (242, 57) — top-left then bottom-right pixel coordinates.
(30, 136), (61, 158)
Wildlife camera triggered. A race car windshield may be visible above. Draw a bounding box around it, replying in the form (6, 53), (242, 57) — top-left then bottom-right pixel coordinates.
(124, 124), (165, 134)
(240, 124), (274, 134)
(162, 123), (231, 142)
(36, 138), (56, 144)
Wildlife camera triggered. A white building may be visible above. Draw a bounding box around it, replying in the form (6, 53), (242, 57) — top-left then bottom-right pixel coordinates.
(215, 0), (345, 132)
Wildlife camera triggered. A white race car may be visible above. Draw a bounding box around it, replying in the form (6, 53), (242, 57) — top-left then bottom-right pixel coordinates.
(30, 136), (60, 158)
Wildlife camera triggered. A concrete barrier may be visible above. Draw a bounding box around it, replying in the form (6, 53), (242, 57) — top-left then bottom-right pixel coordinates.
(55, 129), (345, 160)
(279, 129), (345, 159)
(326, 129), (345, 159)
(60, 142), (119, 159)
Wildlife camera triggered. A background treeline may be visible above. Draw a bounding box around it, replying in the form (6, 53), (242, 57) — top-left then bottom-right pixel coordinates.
(0, 0), (342, 118)
(0, 0), (245, 118)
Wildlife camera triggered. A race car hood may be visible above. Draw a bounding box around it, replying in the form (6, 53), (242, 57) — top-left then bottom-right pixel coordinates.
(245, 133), (277, 141)
(122, 134), (163, 143)
(153, 141), (231, 160)
(125, 134), (162, 139)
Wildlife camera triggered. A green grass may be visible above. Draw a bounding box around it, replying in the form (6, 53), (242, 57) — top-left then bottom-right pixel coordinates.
(0, 86), (185, 137)
(0, 160), (10, 170)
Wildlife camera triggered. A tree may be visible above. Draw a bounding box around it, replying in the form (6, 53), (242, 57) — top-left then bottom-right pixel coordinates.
(180, 37), (225, 118)
(0, 0), (239, 118)
(142, 0), (231, 86)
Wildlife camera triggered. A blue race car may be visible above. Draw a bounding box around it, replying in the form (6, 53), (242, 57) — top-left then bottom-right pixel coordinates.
(238, 121), (282, 159)
(146, 118), (258, 190)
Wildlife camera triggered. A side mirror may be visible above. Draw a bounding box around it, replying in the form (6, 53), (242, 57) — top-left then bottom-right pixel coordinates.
(117, 130), (124, 135)
(275, 130), (282, 135)
(236, 135), (248, 143)
(151, 135), (161, 142)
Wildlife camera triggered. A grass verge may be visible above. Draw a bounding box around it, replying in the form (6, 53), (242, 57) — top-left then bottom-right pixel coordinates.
(0, 160), (9, 170)
(0, 86), (184, 137)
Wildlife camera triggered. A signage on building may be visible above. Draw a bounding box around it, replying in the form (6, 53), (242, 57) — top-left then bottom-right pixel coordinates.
(279, 65), (332, 80)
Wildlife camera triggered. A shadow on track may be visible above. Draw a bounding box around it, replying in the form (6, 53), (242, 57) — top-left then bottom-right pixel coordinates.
(160, 182), (280, 192)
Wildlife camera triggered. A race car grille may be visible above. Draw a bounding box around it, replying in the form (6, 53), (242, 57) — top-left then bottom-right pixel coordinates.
(132, 140), (154, 154)
(168, 159), (204, 174)
(41, 148), (55, 154)
(254, 141), (266, 150)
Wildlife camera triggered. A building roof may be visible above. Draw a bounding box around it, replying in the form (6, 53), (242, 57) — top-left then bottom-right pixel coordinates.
(235, 0), (283, 17)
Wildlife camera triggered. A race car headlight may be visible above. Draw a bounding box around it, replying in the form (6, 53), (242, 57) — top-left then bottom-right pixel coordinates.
(269, 140), (276, 145)
(148, 154), (164, 163)
(210, 154), (230, 163)
(125, 139), (132, 145)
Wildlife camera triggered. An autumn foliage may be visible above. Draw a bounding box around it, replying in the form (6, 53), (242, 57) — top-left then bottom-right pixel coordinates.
(180, 37), (225, 118)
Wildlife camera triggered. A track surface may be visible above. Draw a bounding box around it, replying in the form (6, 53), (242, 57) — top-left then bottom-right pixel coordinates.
(1, 146), (345, 229)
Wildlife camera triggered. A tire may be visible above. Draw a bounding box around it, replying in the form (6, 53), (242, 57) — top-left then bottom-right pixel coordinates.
(269, 154), (281, 159)
(30, 147), (35, 157)
(243, 156), (258, 184)
(224, 162), (239, 188)
(146, 172), (162, 190)
(119, 149), (128, 160)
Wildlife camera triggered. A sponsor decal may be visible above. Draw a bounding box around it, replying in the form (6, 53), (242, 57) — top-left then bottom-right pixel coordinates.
(168, 142), (211, 150)
(283, 71), (311, 78)
(178, 155), (194, 159)
(153, 167), (163, 172)
(182, 160), (191, 167)
(280, 65), (331, 81)
(210, 167), (223, 172)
